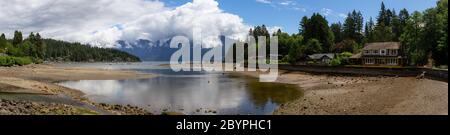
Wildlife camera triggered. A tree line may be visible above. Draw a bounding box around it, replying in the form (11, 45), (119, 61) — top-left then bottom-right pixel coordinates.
(0, 31), (140, 66)
(249, 0), (447, 66)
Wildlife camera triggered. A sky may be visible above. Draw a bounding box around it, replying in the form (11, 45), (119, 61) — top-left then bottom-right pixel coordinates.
(166, 0), (439, 34)
(0, 0), (439, 48)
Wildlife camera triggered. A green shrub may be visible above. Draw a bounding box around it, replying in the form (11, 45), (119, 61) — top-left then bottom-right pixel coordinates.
(14, 57), (32, 66)
(340, 52), (353, 58)
(0, 56), (15, 66)
(0, 56), (32, 66)
(330, 58), (342, 66)
(31, 57), (44, 64)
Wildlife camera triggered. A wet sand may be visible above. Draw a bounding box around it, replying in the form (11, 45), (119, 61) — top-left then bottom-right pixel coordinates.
(238, 70), (448, 115)
(0, 64), (155, 115)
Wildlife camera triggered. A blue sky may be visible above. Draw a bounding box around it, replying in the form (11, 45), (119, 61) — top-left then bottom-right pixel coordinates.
(164, 0), (438, 34)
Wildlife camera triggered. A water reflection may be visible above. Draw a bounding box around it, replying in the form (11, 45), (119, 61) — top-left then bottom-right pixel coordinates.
(58, 63), (302, 115)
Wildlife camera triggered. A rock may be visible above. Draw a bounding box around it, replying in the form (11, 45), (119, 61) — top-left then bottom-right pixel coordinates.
(0, 109), (9, 114)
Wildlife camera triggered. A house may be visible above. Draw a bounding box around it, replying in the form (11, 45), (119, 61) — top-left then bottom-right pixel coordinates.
(349, 52), (362, 65)
(353, 42), (406, 66)
(307, 53), (335, 65)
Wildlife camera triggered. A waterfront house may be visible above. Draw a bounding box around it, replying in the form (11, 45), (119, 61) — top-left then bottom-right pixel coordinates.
(307, 53), (335, 65)
(353, 42), (406, 66)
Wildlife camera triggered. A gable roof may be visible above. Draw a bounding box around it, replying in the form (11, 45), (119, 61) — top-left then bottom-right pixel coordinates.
(363, 42), (401, 50)
(350, 52), (362, 59)
(308, 53), (335, 60)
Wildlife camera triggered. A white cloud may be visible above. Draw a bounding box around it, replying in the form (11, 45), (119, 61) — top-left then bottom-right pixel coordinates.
(0, 0), (250, 48)
(256, 0), (271, 4)
(256, 0), (306, 12)
(293, 7), (307, 12)
(267, 26), (283, 35)
(279, 1), (293, 6)
(338, 13), (348, 19)
(321, 8), (333, 16)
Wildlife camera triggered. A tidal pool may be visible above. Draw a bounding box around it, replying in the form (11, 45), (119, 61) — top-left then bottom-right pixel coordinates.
(58, 62), (302, 115)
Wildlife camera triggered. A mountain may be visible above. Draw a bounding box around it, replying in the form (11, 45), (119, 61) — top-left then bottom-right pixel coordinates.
(117, 36), (229, 62)
(117, 39), (177, 61)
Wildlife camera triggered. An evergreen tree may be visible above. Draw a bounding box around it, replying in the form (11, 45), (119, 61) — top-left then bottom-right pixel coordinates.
(299, 16), (309, 34)
(301, 13), (334, 53)
(391, 9), (402, 41)
(377, 2), (388, 25)
(330, 22), (343, 43)
(373, 2), (394, 42)
(399, 9), (410, 26)
(304, 39), (322, 55)
(364, 17), (375, 43)
(35, 33), (46, 58)
(0, 33), (7, 52)
(13, 30), (23, 47)
(343, 10), (364, 43)
(400, 11), (425, 65)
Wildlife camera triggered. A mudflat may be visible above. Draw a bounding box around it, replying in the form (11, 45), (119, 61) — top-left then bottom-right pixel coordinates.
(238, 70), (448, 115)
(0, 64), (155, 115)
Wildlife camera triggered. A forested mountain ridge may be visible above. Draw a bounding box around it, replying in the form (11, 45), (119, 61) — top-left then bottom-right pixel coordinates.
(0, 31), (140, 66)
(44, 39), (140, 62)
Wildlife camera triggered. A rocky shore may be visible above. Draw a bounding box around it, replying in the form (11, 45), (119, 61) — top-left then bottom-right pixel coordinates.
(0, 64), (155, 115)
(0, 99), (99, 115)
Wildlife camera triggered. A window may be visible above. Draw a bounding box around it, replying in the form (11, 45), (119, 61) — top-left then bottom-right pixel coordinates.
(365, 58), (375, 64)
(387, 58), (398, 65)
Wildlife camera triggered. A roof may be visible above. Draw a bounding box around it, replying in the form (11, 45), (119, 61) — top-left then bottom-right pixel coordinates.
(350, 52), (362, 59)
(363, 42), (401, 50)
(308, 53), (335, 60)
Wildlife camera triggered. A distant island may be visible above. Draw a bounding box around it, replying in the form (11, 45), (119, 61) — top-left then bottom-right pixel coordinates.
(0, 31), (140, 66)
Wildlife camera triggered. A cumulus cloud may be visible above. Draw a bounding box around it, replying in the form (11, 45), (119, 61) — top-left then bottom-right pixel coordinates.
(121, 0), (249, 48)
(0, 0), (250, 48)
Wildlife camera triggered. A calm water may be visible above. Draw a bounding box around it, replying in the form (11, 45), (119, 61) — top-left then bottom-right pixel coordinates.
(57, 62), (302, 115)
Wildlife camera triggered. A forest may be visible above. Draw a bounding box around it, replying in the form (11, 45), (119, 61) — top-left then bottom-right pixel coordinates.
(0, 31), (140, 66)
(250, 0), (447, 67)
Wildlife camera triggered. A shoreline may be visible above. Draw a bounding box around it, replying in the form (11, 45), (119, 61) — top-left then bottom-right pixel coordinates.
(2, 63), (448, 115)
(237, 70), (448, 115)
(0, 63), (156, 115)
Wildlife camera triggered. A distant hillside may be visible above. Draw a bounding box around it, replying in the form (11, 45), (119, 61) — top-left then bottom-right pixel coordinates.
(117, 36), (227, 61)
(44, 39), (141, 62)
(117, 39), (177, 61)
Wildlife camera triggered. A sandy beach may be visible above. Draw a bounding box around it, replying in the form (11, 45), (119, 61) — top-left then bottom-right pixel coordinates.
(0, 64), (155, 115)
(238, 70), (448, 115)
